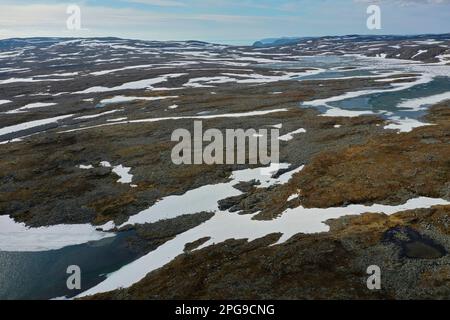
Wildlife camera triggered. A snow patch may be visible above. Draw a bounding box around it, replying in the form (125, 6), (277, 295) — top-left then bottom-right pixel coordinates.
(0, 215), (114, 252)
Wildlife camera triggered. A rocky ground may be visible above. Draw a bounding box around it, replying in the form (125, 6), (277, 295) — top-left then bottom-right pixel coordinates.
(0, 74), (393, 227)
(85, 103), (450, 300)
(90, 205), (450, 300)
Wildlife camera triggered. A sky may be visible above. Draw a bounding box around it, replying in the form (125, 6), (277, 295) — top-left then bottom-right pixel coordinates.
(0, 0), (449, 44)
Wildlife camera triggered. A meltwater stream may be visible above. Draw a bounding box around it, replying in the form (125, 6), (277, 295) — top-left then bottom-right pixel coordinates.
(323, 76), (450, 119)
(270, 55), (450, 129)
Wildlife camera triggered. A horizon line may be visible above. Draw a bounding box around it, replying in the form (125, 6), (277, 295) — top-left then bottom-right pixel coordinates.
(1, 32), (450, 46)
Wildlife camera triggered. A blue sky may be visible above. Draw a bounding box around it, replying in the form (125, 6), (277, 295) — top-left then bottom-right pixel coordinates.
(0, 0), (449, 44)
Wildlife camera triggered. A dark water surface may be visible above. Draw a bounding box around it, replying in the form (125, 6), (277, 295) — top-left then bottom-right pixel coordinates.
(0, 231), (139, 300)
(328, 76), (450, 118)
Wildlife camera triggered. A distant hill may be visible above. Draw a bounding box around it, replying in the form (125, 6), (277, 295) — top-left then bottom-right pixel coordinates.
(253, 34), (450, 48)
(253, 37), (310, 48)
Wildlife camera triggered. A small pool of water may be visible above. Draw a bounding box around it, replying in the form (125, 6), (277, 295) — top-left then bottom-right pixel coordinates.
(271, 56), (450, 121)
(327, 76), (450, 119)
(0, 231), (139, 300)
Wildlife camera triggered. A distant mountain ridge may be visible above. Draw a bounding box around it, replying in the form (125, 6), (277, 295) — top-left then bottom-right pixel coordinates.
(0, 37), (213, 50)
(253, 37), (309, 47)
(253, 34), (450, 47)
